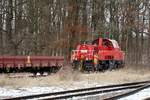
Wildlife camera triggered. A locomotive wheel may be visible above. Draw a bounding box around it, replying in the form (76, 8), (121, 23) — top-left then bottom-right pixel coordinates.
(93, 64), (98, 72)
(96, 64), (102, 71)
(105, 62), (109, 70)
(109, 61), (115, 71)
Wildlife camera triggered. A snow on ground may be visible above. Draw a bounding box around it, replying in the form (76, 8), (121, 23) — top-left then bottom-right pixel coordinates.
(119, 87), (150, 100)
(0, 86), (64, 99)
(0, 81), (101, 99)
(0, 83), (150, 100)
(0, 67), (150, 99)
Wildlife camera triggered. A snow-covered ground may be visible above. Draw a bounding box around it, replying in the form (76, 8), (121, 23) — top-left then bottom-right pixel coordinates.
(0, 69), (150, 99)
(0, 86), (64, 99)
(0, 82), (150, 100)
(119, 87), (150, 100)
(0, 81), (101, 99)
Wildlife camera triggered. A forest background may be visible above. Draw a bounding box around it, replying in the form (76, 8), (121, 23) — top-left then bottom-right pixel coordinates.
(0, 0), (150, 66)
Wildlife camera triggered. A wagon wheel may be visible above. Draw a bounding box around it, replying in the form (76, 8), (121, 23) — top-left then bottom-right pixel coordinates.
(97, 64), (102, 71)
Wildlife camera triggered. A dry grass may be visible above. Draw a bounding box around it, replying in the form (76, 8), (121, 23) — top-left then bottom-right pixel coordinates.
(80, 67), (150, 85)
(0, 66), (81, 88)
(0, 65), (150, 89)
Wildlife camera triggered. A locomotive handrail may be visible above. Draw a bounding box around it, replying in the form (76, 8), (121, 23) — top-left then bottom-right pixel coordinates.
(72, 50), (95, 54)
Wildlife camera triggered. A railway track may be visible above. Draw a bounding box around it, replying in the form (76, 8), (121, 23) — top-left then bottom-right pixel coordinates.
(103, 83), (150, 100)
(3, 80), (150, 100)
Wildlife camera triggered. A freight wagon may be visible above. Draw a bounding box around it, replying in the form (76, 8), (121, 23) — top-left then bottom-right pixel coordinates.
(0, 56), (64, 74)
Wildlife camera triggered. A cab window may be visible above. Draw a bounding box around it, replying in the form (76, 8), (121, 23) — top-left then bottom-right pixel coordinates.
(102, 39), (113, 48)
(92, 39), (99, 45)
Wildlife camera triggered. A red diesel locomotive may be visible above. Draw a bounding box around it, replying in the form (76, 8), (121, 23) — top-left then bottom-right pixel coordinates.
(71, 38), (125, 71)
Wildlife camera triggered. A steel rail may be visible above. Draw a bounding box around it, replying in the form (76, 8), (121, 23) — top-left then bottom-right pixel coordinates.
(40, 84), (144, 100)
(4, 80), (150, 100)
(104, 83), (150, 100)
